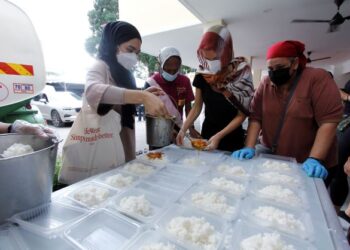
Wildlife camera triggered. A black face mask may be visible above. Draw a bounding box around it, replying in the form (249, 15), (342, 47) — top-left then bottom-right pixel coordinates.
(268, 67), (292, 86)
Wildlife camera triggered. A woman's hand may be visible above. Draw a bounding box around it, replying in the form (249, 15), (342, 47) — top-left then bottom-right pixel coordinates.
(145, 86), (165, 96)
(176, 130), (185, 146)
(143, 91), (168, 117)
(206, 134), (221, 151)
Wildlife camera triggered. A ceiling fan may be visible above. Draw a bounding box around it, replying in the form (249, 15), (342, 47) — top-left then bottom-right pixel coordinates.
(306, 51), (331, 63)
(292, 0), (350, 32)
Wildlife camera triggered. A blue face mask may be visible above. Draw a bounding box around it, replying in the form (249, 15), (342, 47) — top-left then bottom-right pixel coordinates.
(162, 71), (179, 82)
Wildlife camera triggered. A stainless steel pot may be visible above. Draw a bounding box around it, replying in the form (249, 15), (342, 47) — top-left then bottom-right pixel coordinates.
(146, 115), (175, 147)
(0, 134), (58, 224)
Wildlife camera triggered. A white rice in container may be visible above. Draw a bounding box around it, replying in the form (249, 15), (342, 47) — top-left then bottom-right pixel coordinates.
(124, 162), (155, 176)
(210, 177), (245, 195)
(167, 216), (220, 250)
(191, 191), (235, 215)
(2, 143), (34, 158)
(217, 164), (247, 177)
(73, 185), (109, 207)
(140, 242), (176, 250)
(105, 173), (134, 188)
(252, 206), (306, 233)
(120, 195), (152, 217)
(258, 185), (301, 205)
(240, 232), (296, 250)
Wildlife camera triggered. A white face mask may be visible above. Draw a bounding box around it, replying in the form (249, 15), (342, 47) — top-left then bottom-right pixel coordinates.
(116, 52), (138, 70)
(207, 59), (221, 73)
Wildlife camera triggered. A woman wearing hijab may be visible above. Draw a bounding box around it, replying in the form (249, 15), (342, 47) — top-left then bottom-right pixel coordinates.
(232, 40), (343, 181)
(144, 47), (198, 137)
(84, 21), (168, 162)
(176, 25), (254, 151)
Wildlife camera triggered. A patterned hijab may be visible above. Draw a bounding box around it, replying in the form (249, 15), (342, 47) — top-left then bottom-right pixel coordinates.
(196, 25), (254, 115)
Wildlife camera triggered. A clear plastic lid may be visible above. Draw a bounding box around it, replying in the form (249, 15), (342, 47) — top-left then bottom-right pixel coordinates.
(124, 229), (185, 250)
(230, 220), (316, 250)
(179, 184), (240, 221)
(254, 153), (300, 174)
(10, 226), (78, 250)
(157, 165), (199, 181)
(0, 224), (26, 250)
(120, 161), (161, 177)
(252, 169), (304, 189)
(108, 187), (170, 224)
(214, 157), (252, 180)
(9, 202), (88, 238)
(64, 209), (142, 250)
(156, 204), (227, 250)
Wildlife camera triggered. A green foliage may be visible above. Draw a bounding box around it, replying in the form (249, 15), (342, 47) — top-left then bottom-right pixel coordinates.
(85, 0), (119, 57)
(53, 155), (62, 188)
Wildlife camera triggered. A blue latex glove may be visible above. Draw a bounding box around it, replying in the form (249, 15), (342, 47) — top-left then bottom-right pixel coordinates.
(231, 147), (255, 160)
(302, 157), (328, 179)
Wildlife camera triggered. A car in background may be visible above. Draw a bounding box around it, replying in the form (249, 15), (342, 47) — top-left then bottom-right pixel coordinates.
(47, 82), (85, 97)
(31, 85), (82, 127)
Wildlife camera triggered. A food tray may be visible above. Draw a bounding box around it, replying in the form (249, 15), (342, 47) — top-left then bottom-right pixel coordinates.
(64, 209), (141, 250)
(179, 184), (240, 221)
(108, 187), (170, 224)
(252, 170), (304, 188)
(254, 153), (300, 174)
(124, 229), (185, 250)
(156, 204), (227, 250)
(66, 181), (117, 209)
(241, 196), (313, 240)
(10, 202), (88, 238)
(213, 158), (252, 180)
(230, 220), (315, 250)
(157, 165), (199, 180)
(136, 151), (169, 167)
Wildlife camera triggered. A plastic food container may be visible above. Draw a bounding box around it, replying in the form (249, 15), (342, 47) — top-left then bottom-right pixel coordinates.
(66, 181), (117, 209)
(249, 180), (308, 209)
(144, 172), (194, 192)
(176, 150), (225, 169)
(241, 196), (313, 240)
(96, 170), (139, 191)
(108, 187), (170, 224)
(230, 220), (315, 250)
(179, 184), (240, 221)
(0, 224), (26, 250)
(134, 182), (183, 202)
(10, 202), (88, 238)
(10, 226), (78, 250)
(201, 172), (248, 197)
(124, 229), (185, 250)
(64, 209), (141, 250)
(156, 204), (227, 250)
(120, 161), (160, 177)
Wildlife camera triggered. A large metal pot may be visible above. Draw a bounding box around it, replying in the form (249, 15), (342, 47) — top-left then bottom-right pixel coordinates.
(146, 115), (175, 147)
(0, 134), (58, 224)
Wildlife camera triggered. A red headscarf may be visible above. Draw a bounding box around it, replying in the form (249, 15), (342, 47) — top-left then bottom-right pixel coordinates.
(266, 40), (307, 69)
(197, 25), (233, 71)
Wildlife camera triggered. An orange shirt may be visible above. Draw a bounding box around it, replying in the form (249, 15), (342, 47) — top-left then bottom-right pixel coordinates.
(250, 67), (343, 166)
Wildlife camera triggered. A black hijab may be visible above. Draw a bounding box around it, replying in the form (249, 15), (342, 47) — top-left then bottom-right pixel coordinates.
(98, 21), (142, 129)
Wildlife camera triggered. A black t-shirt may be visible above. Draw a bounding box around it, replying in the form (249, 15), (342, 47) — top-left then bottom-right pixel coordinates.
(193, 74), (244, 151)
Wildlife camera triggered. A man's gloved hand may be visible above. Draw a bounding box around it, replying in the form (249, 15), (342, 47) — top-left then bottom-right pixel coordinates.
(231, 147), (255, 160)
(11, 120), (57, 140)
(302, 157), (328, 179)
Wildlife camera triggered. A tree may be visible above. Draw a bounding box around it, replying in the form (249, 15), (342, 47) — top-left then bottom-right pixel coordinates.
(85, 0), (118, 57)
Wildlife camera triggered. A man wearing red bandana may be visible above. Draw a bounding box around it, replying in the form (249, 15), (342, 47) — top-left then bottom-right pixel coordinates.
(232, 40), (343, 184)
